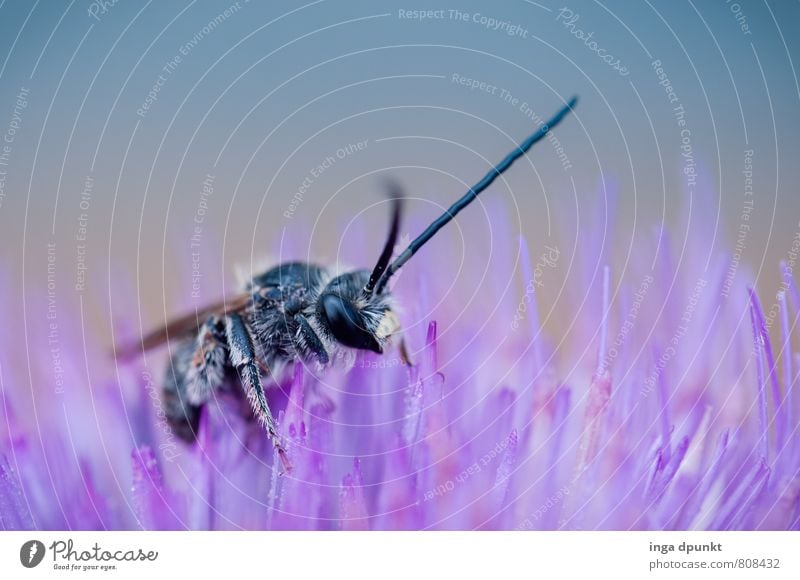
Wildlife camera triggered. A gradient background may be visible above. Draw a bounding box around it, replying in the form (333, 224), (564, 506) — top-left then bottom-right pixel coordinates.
(0, 0), (798, 427)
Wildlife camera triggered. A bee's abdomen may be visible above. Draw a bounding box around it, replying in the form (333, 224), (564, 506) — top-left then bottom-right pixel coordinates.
(162, 341), (203, 442)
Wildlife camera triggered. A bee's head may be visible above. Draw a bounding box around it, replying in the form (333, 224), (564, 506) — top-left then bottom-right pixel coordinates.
(316, 270), (398, 353)
(314, 183), (404, 354)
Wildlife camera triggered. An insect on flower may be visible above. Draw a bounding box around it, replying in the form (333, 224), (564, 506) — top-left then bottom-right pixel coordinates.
(115, 97), (578, 471)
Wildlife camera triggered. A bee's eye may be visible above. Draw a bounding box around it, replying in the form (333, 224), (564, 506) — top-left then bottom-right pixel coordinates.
(320, 294), (382, 353)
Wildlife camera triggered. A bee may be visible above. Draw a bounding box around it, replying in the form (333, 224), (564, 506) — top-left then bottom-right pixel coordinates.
(116, 97), (577, 470)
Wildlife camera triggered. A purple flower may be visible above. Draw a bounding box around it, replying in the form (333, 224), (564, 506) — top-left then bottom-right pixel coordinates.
(1, 193), (798, 531)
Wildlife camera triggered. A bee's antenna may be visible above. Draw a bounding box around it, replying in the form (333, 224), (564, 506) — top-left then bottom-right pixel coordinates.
(375, 96), (578, 294)
(362, 181), (403, 296)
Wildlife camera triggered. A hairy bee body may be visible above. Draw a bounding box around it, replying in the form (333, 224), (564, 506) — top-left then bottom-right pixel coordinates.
(163, 261), (393, 443)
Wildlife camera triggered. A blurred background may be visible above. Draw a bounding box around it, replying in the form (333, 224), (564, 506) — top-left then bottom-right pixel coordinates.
(0, 0), (798, 410)
(2, 0), (800, 532)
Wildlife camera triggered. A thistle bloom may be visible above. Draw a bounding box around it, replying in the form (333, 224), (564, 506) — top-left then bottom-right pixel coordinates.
(1, 193), (798, 531)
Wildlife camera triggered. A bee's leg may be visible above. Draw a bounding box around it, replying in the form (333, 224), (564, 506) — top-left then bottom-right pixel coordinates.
(224, 313), (291, 471)
(295, 314), (329, 364)
(184, 316), (228, 405)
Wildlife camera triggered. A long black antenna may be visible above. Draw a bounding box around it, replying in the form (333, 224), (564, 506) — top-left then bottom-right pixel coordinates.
(375, 96), (578, 294)
(362, 183), (403, 296)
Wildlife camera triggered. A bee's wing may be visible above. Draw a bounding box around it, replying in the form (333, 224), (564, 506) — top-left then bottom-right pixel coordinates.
(113, 293), (252, 360)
